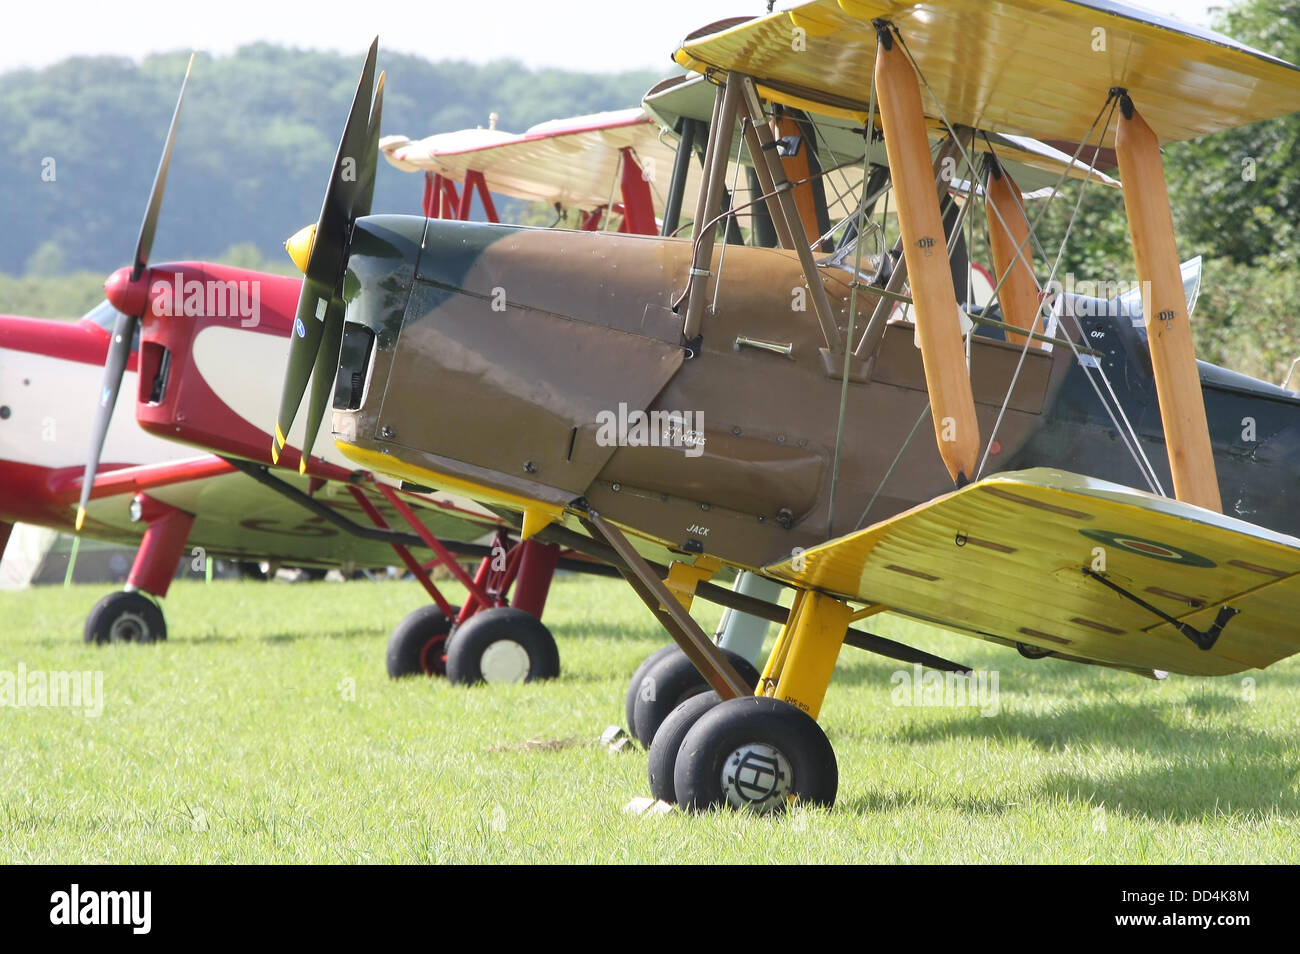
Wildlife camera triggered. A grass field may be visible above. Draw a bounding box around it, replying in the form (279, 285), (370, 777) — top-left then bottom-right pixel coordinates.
(1, 573), (1298, 863)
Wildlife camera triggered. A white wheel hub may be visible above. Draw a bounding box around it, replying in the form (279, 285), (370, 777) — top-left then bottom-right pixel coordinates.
(722, 742), (793, 812)
(479, 639), (530, 683)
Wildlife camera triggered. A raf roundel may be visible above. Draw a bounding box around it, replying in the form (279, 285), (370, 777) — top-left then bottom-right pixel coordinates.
(1079, 529), (1216, 568)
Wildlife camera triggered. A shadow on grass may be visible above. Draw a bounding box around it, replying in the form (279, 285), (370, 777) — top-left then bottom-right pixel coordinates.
(875, 697), (1299, 821)
(841, 788), (1020, 816)
(181, 629), (380, 645)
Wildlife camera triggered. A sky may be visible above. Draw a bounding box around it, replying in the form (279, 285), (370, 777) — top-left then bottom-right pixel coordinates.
(2, 0), (1225, 75)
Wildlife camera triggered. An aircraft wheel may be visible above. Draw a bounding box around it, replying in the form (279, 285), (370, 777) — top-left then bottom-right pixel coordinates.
(445, 607), (559, 685)
(624, 645), (680, 737)
(386, 605), (461, 678)
(647, 691), (719, 804)
(84, 591), (166, 645)
(631, 648), (762, 748)
(674, 696), (837, 814)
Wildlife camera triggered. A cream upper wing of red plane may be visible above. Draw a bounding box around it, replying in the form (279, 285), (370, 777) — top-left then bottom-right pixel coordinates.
(381, 107), (699, 220)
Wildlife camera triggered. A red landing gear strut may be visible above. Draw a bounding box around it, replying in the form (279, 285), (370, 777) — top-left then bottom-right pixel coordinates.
(84, 493), (194, 644)
(361, 483), (564, 685)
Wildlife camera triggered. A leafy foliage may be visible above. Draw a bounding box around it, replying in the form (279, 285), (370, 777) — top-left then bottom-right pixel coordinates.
(0, 46), (661, 276)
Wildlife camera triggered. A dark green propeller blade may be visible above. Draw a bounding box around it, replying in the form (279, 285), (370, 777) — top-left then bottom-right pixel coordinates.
(272, 38), (379, 466)
(76, 54), (193, 531)
(296, 70), (385, 473)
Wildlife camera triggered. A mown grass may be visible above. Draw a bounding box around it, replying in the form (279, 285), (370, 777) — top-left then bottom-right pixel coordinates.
(1, 574), (1297, 863)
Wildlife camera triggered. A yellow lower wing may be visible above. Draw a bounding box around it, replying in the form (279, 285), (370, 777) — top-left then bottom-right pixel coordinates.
(765, 469), (1300, 676)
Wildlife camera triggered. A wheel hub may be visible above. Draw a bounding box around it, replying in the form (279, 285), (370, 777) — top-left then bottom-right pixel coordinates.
(721, 742), (793, 812)
(109, 611), (147, 643)
(419, 635), (449, 676)
(479, 639), (530, 683)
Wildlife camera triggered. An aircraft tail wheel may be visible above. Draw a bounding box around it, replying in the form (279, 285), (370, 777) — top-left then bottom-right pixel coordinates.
(648, 691), (720, 804)
(84, 591), (167, 645)
(386, 604), (461, 678)
(624, 645), (680, 737)
(674, 696), (837, 814)
(445, 607), (559, 685)
(631, 647), (762, 748)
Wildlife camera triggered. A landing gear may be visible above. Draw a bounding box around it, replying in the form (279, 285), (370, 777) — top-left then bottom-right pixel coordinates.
(623, 644), (679, 738)
(647, 691), (719, 804)
(445, 607), (560, 685)
(673, 696), (837, 814)
(84, 591), (166, 644)
(628, 647), (762, 747)
(386, 605), (460, 678)
(81, 493), (189, 646)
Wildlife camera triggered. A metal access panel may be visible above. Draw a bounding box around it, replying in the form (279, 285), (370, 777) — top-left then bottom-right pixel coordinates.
(378, 278), (685, 496)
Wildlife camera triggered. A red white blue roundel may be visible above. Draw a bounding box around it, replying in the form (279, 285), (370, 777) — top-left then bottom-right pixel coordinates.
(1079, 529), (1215, 567)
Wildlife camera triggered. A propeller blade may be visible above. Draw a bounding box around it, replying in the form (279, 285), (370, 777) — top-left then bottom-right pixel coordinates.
(298, 297), (347, 473)
(75, 312), (137, 530)
(355, 71), (386, 219)
(297, 72), (384, 471)
(77, 54), (193, 530)
(132, 53), (194, 282)
(272, 39), (379, 462)
(273, 277), (332, 465)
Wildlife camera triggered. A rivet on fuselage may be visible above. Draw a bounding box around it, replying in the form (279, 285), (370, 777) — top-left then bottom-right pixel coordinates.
(380, 425), (395, 440)
(524, 460), (537, 474)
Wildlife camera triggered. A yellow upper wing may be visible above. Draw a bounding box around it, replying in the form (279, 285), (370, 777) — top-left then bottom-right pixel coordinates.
(764, 469), (1300, 676)
(675, 0), (1300, 147)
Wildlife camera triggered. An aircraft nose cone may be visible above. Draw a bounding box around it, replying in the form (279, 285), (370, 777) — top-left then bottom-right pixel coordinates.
(104, 265), (150, 316)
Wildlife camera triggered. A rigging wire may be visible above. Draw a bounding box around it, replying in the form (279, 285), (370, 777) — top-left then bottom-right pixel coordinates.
(827, 65), (879, 536)
(890, 24), (1164, 494)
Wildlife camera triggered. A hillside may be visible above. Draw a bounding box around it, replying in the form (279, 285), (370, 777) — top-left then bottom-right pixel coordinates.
(0, 46), (662, 277)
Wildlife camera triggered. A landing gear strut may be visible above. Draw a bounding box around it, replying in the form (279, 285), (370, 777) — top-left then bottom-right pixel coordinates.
(376, 518), (563, 685)
(84, 493), (192, 647)
(583, 508), (852, 813)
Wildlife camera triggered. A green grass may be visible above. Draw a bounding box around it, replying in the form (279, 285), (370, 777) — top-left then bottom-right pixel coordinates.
(1, 575), (1298, 863)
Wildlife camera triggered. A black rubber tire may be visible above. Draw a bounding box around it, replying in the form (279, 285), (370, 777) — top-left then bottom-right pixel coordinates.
(624, 645), (680, 736)
(299, 567), (328, 582)
(83, 591), (167, 645)
(630, 648), (762, 748)
(445, 607), (559, 685)
(648, 691), (720, 805)
(674, 696), (837, 814)
(385, 604), (461, 678)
